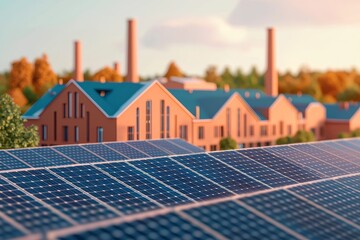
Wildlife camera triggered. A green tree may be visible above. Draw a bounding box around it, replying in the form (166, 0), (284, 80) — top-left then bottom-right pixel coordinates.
(276, 136), (293, 145)
(233, 68), (246, 88)
(0, 94), (39, 149)
(204, 66), (223, 87)
(292, 130), (315, 143)
(220, 137), (237, 150)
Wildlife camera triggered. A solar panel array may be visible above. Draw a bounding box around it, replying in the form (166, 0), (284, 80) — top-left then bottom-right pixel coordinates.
(0, 139), (204, 171)
(0, 138), (359, 239)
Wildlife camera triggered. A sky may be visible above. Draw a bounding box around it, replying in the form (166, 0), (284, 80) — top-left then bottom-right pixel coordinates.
(1, 0), (360, 76)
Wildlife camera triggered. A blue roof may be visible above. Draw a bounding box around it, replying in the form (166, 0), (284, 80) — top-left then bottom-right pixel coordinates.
(169, 88), (270, 120)
(284, 94), (317, 113)
(325, 103), (360, 120)
(23, 84), (66, 118)
(24, 81), (149, 118)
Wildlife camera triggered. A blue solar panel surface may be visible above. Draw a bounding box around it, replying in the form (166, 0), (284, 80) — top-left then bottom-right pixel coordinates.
(0, 217), (24, 239)
(31, 147), (75, 165)
(150, 139), (192, 154)
(127, 141), (170, 157)
(6, 149), (56, 167)
(336, 175), (360, 191)
(82, 144), (128, 161)
(53, 146), (105, 163)
(170, 138), (205, 153)
(105, 142), (149, 159)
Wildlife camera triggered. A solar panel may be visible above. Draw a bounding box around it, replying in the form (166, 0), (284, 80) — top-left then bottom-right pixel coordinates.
(239, 149), (320, 183)
(105, 142), (149, 159)
(53, 146), (105, 163)
(130, 157), (233, 201)
(0, 217), (24, 239)
(266, 145), (345, 177)
(241, 190), (360, 239)
(0, 178), (72, 232)
(325, 141), (360, 159)
(6, 149), (56, 167)
(336, 140), (360, 153)
(312, 142), (360, 165)
(59, 213), (217, 240)
(0, 151), (30, 170)
(0, 161), (10, 171)
(336, 175), (360, 191)
(149, 139), (192, 155)
(51, 165), (160, 214)
(127, 141), (170, 157)
(96, 162), (192, 206)
(172, 154), (269, 194)
(291, 144), (360, 173)
(2, 169), (118, 224)
(169, 139), (205, 153)
(210, 151), (296, 187)
(31, 147), (75, 165)
(82, 144), (128, 161)
(290, 180), (360, 225)
(184, 200), (297, 240)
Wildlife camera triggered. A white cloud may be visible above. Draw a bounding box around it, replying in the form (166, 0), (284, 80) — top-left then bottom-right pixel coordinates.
(229, 0), (360, 27)
(143, 17), (247, 49)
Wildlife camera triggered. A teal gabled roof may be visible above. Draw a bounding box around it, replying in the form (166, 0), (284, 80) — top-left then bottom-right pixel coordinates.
(284, 94), (317, 113)
(23, 80), (149, 118)
(325, 103), (360, 120)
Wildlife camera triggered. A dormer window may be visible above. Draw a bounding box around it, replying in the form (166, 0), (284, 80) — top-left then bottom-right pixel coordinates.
(96, 89), (111, 97)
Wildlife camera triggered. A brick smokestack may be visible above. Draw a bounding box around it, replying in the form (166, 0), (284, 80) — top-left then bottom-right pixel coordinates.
(126, 19), (139, 83)
(114, 62), (121, 75)
(74, 40), (84, 82)
(265, 28), (278, 96)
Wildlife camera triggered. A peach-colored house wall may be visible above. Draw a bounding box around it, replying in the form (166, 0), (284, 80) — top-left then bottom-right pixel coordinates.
(304, 103), (326, 139)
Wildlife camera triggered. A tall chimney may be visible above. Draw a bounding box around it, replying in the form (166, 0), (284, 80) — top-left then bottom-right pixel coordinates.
(74, 40), (84, 82)
(126, 19), (139, 83)
(114, 62), (121, 75)
(265, 28), (278, 96)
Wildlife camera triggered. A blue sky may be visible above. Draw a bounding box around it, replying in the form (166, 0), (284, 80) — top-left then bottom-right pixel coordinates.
(1, 0), (360, 76)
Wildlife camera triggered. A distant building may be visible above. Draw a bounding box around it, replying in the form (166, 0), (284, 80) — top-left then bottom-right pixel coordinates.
(162, 77), (217, 91)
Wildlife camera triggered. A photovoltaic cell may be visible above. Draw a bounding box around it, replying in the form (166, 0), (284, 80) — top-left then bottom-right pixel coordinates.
(312, 142), (360, 165)
(241, 190), (360, 240)
(169, 139), (205, 153)
(149, 139), (191, 155)
(172, 154), (269, 194)
(52, 165), (160, 214)
(82, 144), (128, 161)
(130, 157), (233, 201)
(2, 169), (118, 224)
(0, 178), (71, 232)
(7, 149), (56, 167)
(336, 140), (360, 153)
(53, 146), (104, 163)
(239, 149), (320, 183)
(265, 145), (345, 177)
(325, 142), (360, 160)
(0, 217), (24, 239)
(97, 162), (192, 206)
(31, 147), (75, 165)
(0, 151), (29, 170)
(59, 213), (217, 240)
(127, 141), (170, 157)
(185, 201), (296, 240)
(291, 144), (360, 173)
(210, 151), (296, 187)
(336, 175), (360, 191)
(290, 180), (360, 225)
(105, 142), (149, 159)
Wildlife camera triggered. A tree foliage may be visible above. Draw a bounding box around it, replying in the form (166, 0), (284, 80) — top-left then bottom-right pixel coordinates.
(164, 61), (184, 79)
(10, 58), (33, 90)
(8, 88), (28, 107)
(91, 67), (123, 82)
(32, 55), (57, 97)
(204, 66), (223, 86)
(338, 129), (360, 138)
(276, 130), (315, 145)
(0, 94), (39, 149)
(220, 137), (238, 150)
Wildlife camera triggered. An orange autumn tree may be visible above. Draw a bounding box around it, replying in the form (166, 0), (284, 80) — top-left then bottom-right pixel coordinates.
(32, 54), (57, 97)
(164, 61), (184, 79)
(91, 67), (123, 82)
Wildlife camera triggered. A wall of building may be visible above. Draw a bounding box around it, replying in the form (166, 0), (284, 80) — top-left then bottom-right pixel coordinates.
(27, 83), (117, 146)
(324, 121), (350, 139)
(304, 103), (326, 140)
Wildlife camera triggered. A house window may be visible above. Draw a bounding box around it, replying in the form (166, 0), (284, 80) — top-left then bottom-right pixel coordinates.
(166, 106), (170, 138)
(250, 126), (254, 136)
(146, 100), (152, 139)
(272, 125), (276, 135)
(63, 126), (68, 142)
(214, 126), (219, 138)
(237, 108), (241, 137)
(226, 108), (231, 137)
(74, 126), (79, 143)
(42, 125), (47, 141)
(68, 92), (72, 118)
(244, 114), (247, 137)
(320, 127), (324, 137)
(280, 121), (284, 135)
(210, 145), (217, 151)
(160, 100), (165, 138)
(53, 112), (57, 141)
(179, 125), (188, 140)
(128, 126), (134, 140)
(220, 126), (224, 138)
(260, 126), (267, 136)
(198, 126), (204, 139)
(136, 107), (140, 140)
(86, 112), (90, 142)
(63, 103), (66, 118)
(74, 92), (79, 118)
(97, 127), (103, 142)
(288, 125), (292, 135)
(80, 104), (85, 118)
